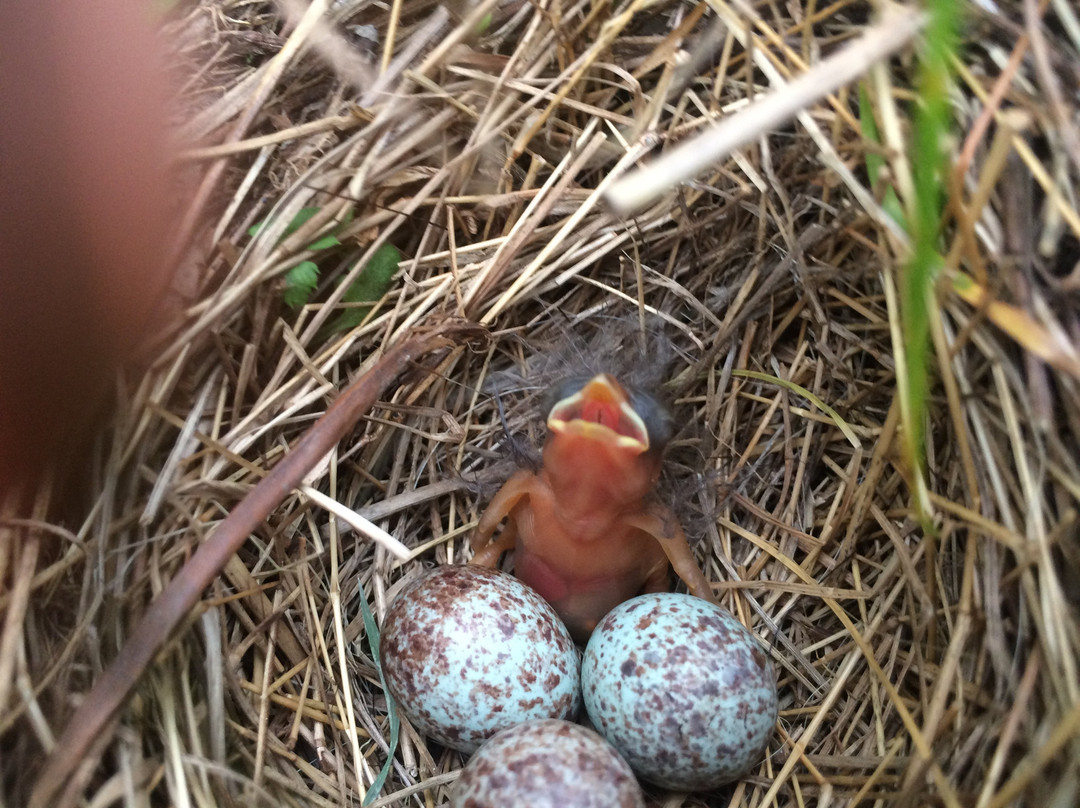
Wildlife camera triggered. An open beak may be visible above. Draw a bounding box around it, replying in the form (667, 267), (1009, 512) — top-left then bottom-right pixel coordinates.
(546, 374), (650, 453)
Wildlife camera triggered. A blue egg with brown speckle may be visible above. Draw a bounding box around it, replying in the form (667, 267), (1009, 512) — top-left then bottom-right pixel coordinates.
(581, 593), (777, 790)
(450, 720), (644, 807)
(380, 565), (581, 753)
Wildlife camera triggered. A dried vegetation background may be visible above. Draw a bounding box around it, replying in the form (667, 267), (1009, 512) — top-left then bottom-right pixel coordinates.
(3, 0), (1080, 806)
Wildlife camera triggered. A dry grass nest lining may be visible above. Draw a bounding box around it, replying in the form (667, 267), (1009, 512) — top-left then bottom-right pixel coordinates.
(4, 0), (1080, 805)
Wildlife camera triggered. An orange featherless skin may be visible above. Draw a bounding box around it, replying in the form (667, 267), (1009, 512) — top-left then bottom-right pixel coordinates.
(470, 374), (715, 642)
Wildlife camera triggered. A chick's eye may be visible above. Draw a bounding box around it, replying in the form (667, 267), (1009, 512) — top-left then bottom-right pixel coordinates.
(627, 389), (672, 449)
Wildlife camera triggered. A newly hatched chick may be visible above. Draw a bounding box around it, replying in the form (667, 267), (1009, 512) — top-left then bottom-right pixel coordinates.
(470, 371), (715, 642)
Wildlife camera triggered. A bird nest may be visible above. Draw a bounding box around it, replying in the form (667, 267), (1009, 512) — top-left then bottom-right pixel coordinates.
(4, 0), (1080, 806)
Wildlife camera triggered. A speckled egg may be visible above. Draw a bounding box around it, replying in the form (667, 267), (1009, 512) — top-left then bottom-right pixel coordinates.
(450, 719), (645, 808)
(582, 593), (778, 790)
(379, 565), (581, 753)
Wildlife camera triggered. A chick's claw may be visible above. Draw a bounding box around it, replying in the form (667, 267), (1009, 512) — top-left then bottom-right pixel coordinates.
(470, 514), (518, 568)
(470, 374), (715, 642)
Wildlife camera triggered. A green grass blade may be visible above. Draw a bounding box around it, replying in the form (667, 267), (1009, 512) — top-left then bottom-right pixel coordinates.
(897, 0), (960, 521)
(358, 582), (400, 806)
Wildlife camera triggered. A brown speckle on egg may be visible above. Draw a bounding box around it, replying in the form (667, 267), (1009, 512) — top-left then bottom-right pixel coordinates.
(380, 565), (581, 753)
(450, 719), (645, 808)
(582, 593), (778, 790)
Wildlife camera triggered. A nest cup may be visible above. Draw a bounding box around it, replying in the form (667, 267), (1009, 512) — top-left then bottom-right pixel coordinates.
(3, 1), (1079, 807)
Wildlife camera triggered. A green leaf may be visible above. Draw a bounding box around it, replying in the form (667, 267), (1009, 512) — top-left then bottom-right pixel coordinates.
(319, 244), (402, 339)
(306, 234), (341, 251)
(283, 261), (319, 308)
(249, 207), (350, 252)
(248, 206), (320, 238)
(250, 207), (361, 309)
